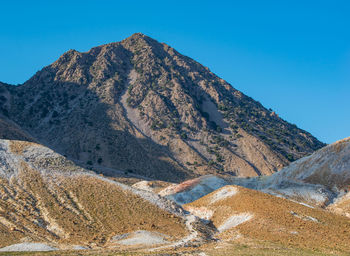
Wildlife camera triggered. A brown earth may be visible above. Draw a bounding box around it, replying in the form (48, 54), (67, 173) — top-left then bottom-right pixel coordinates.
(185, 185), (350, 253)
(0, 140), (188, 249)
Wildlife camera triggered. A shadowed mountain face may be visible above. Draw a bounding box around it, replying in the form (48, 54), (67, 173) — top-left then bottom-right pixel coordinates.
(0, 33), (325, 181)
(0, 84), (35, 142)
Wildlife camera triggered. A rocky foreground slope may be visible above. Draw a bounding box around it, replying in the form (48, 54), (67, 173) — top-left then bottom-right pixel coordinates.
(0, 139), (215, 251)
(0, 139), (349, 255)
(0, 33), (324, 181)
(185, 185), (350, 253)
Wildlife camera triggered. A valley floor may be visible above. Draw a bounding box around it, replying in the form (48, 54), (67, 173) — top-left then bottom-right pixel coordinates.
(0, 241), (348, 256)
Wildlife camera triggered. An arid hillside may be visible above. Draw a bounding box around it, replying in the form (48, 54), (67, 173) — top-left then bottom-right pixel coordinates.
(0, 33), (324, 181)
(185, 185), (350, 254)
(155, 138), (350, 228)
(0, 139), (217, 251)
(253, 137), (350, 216)
(261, 137), (350, 190)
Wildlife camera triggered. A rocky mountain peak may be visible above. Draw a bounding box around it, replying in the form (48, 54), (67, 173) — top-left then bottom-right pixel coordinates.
(123, 32), (151, 42)
(0, 34), (325, 181)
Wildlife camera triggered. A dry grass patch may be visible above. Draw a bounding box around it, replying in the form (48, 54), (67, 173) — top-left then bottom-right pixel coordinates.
(8, 140), (35, 155)
(0, 163), (187, 248)
(185, 185), (350, 253)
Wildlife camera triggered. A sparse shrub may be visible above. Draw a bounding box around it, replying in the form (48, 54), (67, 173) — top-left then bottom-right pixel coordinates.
(151, 120), (166, 130)
(201, 111), (210, 119)
(218, 168), (225, 173)
(206, 147), (214, 154)
(0, 95), (6, 102)
(218, 104), (228, 111)
(286, 154), (294, 161)
(216, 154), (224, 162)
(52, 111), (59, 118)
(128, 85), (133, 94)
(220, 140), (229, 148)
(2, 108), (8, 117)
(208, 160), (215, 166)
(126, 97), (132, 106)
(151, 122), (157, 130)
(41, 107), (49, 118)
(180, 132), (187, 139)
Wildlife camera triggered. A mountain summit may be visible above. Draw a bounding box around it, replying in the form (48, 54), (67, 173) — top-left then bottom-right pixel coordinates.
(0, 33), (325, 181)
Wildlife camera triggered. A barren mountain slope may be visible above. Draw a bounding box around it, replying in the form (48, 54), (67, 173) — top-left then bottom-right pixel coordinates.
(0, 139), (210, 250)
(185, 185), (350, 254)
(1, 33), (324, 181)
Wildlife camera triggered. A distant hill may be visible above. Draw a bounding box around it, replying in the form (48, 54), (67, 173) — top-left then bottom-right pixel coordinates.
(160, 137), (350, 218)
(252, 137), (350, 216)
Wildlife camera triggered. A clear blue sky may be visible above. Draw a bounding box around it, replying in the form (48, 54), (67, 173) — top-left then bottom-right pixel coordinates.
(1, 0), (349, 143)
